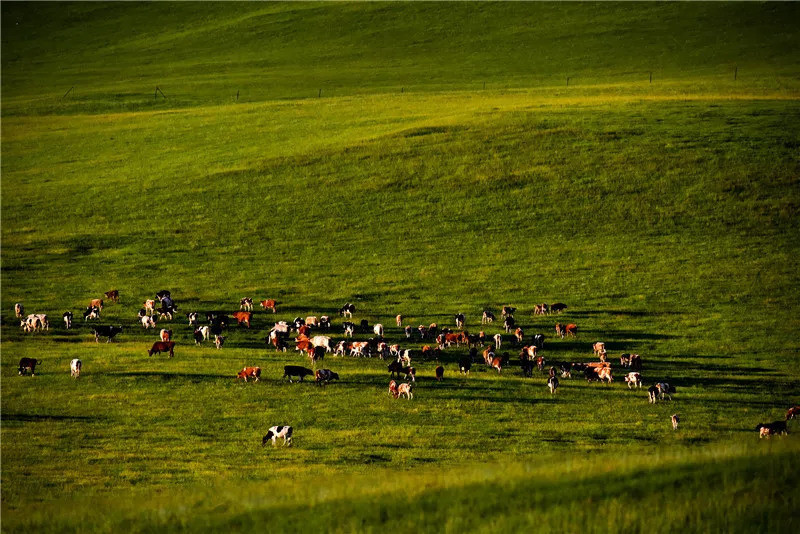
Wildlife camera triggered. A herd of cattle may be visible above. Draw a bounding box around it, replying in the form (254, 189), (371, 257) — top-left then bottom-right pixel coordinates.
(11, 293), (797, 442)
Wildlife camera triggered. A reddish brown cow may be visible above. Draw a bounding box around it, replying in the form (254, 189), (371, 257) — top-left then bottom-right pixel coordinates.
(295, 335), (312, 352)
(148, 341), (175, 357)
(298, 325), (311, 337)
(260, 299), (277, 313)
(90, 298), (104, 310)
(237, 367), (261, 382)
(565, 324), (578, 337)
(232, 311), (252, 328)
(104, 290), (120, 303)
(435, 366), (444, 381)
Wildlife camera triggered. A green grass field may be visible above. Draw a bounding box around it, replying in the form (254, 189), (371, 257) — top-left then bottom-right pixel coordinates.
(2, 2), (800, 532)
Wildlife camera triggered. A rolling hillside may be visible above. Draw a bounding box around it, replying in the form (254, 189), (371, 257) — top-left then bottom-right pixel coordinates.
(2, 2), (799, 532)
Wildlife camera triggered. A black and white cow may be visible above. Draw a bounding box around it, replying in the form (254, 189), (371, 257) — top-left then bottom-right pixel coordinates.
(455, 313), (465, 328)
(93, 325), (123, 343)
(262, 425), (293, 447)
(532, 334), (545, 350)
(63, 311), (73, 329)
(83, 306), (100, 321)
(186, 312), (199, 326)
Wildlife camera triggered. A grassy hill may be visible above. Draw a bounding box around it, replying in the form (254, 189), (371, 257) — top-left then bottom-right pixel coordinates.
(2, 2), (800, 532)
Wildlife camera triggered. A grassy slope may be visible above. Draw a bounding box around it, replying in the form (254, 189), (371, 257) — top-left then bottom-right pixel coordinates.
(2, 2), (800, 532)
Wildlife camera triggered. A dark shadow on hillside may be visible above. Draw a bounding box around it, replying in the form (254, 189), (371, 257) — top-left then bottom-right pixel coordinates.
(106, 371), (231, 381)
(569, 310), (683, 318)
(2, 413), (104, 423)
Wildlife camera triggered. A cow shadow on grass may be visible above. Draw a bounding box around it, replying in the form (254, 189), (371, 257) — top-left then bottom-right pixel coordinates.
(106, 371), (232, 382)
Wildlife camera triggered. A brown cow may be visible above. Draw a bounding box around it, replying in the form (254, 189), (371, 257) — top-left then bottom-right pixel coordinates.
(435, 365), (444, 381)
(148, 341), (175, 357)
(786, 406), (800, 421)
(159, 329), (172, 342)
(90, 298), (104, 310)
(565, 324), (578, 338)
(232, 311), (252, 328)
(295, 334), (312, 352)
(237, 367), (261, 382)
(515, 327), (524, 344)
(104, 290), (120, 303)
(260, 299), (277, 313)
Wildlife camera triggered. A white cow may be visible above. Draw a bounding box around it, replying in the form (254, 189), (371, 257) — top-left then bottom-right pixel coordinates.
(373, 323), (384, 337)
(262, 425), (293, 447)
(141, 316), (156, 329)
(70, 358), (82, 378)
(493, 333), (502, 349)
(310, 335), (332, 352)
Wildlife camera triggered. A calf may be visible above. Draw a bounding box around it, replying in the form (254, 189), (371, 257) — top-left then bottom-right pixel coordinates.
(186, 312), (199, 326)
(593, 342), (605, 356)
(104, 289), (120, 303)
(503, 316), (515, 333)
(283, 365), (314, 383)
(232, 311), (252, 328)
(141, 315), (157, 329)
(18, 357), (41, 376)
(624, 372), (643, 389)
(547, 376), (559, 394)
(455, 313), (465, 328)
(388, 361), (404, 379)
(501, 306), (516, 318)
(14, 303), (24, 318)
(397, 382), (413, 400)
(63, 311), (73, 329)
(240, 297), (253, 311)
(148, 341), (175, 357)
(435, 365), (444, 381)
(262, 425), (293, 447)
(214, 335), (226, 349)
(404, 325), (412, 339)
(144, 299), (156, 316)
(315, 369), (339, 385)
(70, 358), (82, 378)
(756, 421), (788, 438)
(514, 327), (524, 344)
(237, 367), (261, 382)
(193, 329), (204, 345)
(259, 299), (277, 313)
(555, 323), (566, 339)
(83, 306), (100, 321)
(93, 325), (122, 343)
(89, 298), (104, 311)
(160, 329), (173, 342)
(565, 323), (578, 338)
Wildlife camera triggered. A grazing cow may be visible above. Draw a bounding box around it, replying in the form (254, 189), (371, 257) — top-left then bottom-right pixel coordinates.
(197, 325), (210, 340)
(536, 356), (546, 373)
(455, 313), (465, 328)
(373, 323), (384, 337)
(656, 382), (674, 401)
(501, 306), (516, 318)
(459, 355), (472, 375)
(397, 382), (413, 400)
(482, 345), (495, 366)
(514, 327), (524, 344)
(494, 333), (502, 349)
(435, 365), (444, 381)
(89, 298), (104, 311)
(214, 335), (226, 349)
(83, 306), (100, 321)
(558, 362), (572, 378)
(620, 354), (632, 368)
(305, 316), (319, 328)
(18, 357), (41, 375)
(63, 311), (73, 329)
(756, 421), (788, 438)
(157, 306), (175, 321)
(104, 289), (120, 303)
(548, 376), (559, 394)
(240, 297), (253, 311)
(482, 310), (495, 324)
(388, 380), (399, 398)
(70, 358), (82, 378)
(339, 303), (355, 318)
(671, 414), (680, 430)
(297, 324), (311, 337)
(283, 365), (314, 382)
(148, 341), (175, 357)
(186, 312), (199, 326)
(156, 290), (171, 300)
(262, 425), (293, 447)
(531, 334), (545, 350)
(237, 367), (261, 382)
(624, 372), (643, 389)
(520, 356), (535, 378)
(376, 342), (389, 360)
(593, 342), (605, 356)
(310, 335), (332, 352)
(396, 314), (403, 327)
(160, 329), (172, 342)
(319, 316), (331, 329)
(343, 322), (355, 337)
(533, 304), (549, 316)
(417, 325), (428, 339)
(404, 325), (412, 339)
(334, 340), (348, 357)
(490, 354), (506, 373)
(268, 330), (288, 352)
(550, 303), (567, 313)
(260, 299), (277, 313)
(360, 319), (369, 333)
(232, 311), (252, 328)
(144, 300), (156, 316)
(93, 325), (122, 343)
(521, 345), (538, 360)
(786, 406), (800, 421)
(141, 315), (157, 329)
(315, 369), (339, 385)
(14, 303), (24, 318)
(648, 385), (659, 404)
(398, 350), (412, 367)
(402, 366), (416, 382)
(630, 354), (642, 371)
(503, 316), (516, 333)
(137, 308), (147, 319)
(350, 341), (369, 357)
(555, 323), (566, 339)
(565, 324), (578, 338)
(20, 314), (45, 333)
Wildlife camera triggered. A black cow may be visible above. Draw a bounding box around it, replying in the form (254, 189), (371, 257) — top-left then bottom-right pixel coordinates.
(156, 290), (171, 300)
(550, 303), (568, 313)
(459, 355), (472, 375)
(283, 365), (314, 382)
(360, 319), (370, 333)
(93, 325), (123, 343)
(83, 306), (100, 321)
(532, 334), (545, 350)
(18, 357), (41, 375)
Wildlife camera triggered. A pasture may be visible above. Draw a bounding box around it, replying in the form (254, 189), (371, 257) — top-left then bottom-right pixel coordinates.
(2, 2), (800, 532)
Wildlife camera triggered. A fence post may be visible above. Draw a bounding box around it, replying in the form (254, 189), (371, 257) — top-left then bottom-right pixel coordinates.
(649, 71), (652, 84)
(734, 66), (738, 81)
(236, 90), (239, 102)
(566, 77), (570, 86)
